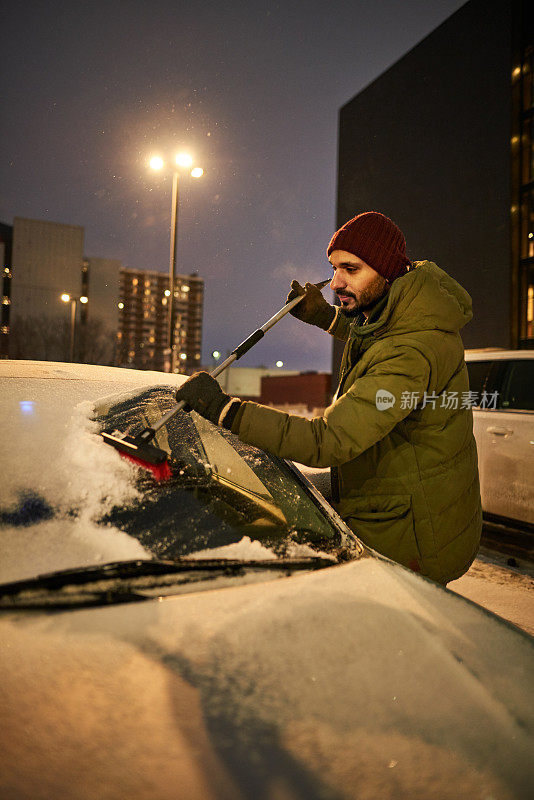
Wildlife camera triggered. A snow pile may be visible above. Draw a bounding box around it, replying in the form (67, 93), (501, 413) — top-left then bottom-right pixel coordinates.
(188, 536), (276, 561)
(188, 536), (335, 563)
(0, 363), (187, 583)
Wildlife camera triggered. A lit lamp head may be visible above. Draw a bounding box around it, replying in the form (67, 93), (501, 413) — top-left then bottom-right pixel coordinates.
(191, 167), (204, 178)
(80, 296), (88, 304)
(175, 153), (193, 168)
(149, 156), (164, 171)
(60, 293), (70, 303)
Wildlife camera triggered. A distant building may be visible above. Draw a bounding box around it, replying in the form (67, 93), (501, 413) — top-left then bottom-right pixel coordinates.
(208, 365), (299, 400)
(260, 372), (332, 414)
(333, 0), (533, 377)
(118, 268), (203, 373)
(0, 222), (13, 358)
(9, 217), (85, 361)
(82, 257), (121, 365)
(1, 216), (122, 363)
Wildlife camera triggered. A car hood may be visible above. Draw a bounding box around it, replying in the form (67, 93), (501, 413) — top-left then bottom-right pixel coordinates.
(1, 556), (532, 800)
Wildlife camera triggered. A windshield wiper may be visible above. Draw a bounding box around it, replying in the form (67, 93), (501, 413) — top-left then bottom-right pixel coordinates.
(0, 555), (336, 610)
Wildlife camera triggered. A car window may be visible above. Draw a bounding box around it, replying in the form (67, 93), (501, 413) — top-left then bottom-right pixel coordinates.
(95, 387), (355, 560)
(466, 360), (492, 397)
(467, 361), (492, 396)
(498, 360), (534, 411)
(466, 359), (508, 408)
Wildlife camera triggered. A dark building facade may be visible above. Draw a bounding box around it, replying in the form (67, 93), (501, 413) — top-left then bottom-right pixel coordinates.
(0, 222), (13, 358)
(334, 0), (533, 376)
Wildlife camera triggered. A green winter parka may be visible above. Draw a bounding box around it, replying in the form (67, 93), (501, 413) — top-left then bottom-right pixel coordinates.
(231, 261), (482, 584)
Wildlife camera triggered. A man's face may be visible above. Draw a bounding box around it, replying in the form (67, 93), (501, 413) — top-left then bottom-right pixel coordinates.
(329, 249), (389, 317)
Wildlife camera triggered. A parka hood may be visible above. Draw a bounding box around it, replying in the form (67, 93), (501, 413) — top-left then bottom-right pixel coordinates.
(356, 261), (473, 337)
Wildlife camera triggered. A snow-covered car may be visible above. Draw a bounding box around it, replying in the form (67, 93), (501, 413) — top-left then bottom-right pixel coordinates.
(465, 349), (534, 529)
(1, 360), (533, 800)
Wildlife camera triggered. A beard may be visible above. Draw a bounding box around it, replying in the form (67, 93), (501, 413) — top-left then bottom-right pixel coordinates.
(339, 273), (389, 318)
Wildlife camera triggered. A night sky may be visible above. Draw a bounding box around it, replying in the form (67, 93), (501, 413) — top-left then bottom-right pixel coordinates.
(1, 0), (466, 372)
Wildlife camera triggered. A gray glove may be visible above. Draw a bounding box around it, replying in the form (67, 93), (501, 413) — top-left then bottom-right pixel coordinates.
(175, 372), (241, 428)
(286, 280), (335, 331)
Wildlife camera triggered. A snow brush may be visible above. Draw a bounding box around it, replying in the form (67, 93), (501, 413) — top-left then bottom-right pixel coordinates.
(101, 278), (331, 481)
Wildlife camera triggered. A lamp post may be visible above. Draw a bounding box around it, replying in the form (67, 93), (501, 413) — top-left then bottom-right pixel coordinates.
(149, 153), (204, 373)
(60, 293), (88, 362)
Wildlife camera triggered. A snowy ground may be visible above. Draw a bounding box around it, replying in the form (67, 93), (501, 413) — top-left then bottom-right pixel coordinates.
(449, 551), (534, 638)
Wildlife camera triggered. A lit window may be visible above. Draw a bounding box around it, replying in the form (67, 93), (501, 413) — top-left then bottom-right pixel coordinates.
(132, 278), (138, 286)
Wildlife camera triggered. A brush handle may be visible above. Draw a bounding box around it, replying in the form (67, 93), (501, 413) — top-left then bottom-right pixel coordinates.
(148, 278), (330, 437)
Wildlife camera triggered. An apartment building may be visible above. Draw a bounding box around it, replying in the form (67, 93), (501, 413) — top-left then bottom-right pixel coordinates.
(117, 268), (203, 373)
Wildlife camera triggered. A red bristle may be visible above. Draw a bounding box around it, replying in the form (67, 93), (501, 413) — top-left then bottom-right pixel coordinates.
(118, 451), (172, 481)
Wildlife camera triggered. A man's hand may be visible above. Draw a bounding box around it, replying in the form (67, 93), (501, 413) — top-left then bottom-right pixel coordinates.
(175, 372), (239, 427)
(286, 280), (336, 331)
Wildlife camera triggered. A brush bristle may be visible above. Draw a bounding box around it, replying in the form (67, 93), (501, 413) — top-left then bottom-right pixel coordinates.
(118, 450), (172, 481)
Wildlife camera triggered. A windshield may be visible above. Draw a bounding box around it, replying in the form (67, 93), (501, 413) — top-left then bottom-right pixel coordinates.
(1, 377), (360, 588)
(96, 387), (354, 560)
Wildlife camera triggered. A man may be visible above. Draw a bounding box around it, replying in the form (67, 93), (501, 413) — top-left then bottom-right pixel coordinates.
(175, 212), (482, 585)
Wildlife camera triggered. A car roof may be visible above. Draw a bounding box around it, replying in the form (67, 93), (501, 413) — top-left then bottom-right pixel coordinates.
(0, 359), (188, 386)
(465, 349), (534, 361)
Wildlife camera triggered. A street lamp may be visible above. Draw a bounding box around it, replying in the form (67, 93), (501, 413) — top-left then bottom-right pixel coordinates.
(149, 151), (204, 373)
(60, 293), (88, 362)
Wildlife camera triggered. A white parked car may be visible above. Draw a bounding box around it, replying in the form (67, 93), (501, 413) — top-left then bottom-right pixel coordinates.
(1, 360), (533, 800)
(465, 349), (534, 529)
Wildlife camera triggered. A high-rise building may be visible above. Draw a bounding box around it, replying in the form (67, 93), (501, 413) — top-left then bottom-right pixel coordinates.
(9, 217), (85, 361)
(2, 217), (122, 363)
(117, 268), (203, 373)
(11, 217), (84, 317)
(333, 0), (533, 378)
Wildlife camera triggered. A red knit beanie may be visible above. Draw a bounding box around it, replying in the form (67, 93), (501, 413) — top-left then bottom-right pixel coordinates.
(327, 212), (411, 283)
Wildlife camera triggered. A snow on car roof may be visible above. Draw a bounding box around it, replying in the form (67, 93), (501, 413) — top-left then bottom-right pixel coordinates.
(0, 361), (189, 582)
(465, 350), (534, 361)
(0, 359), (189, 385)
